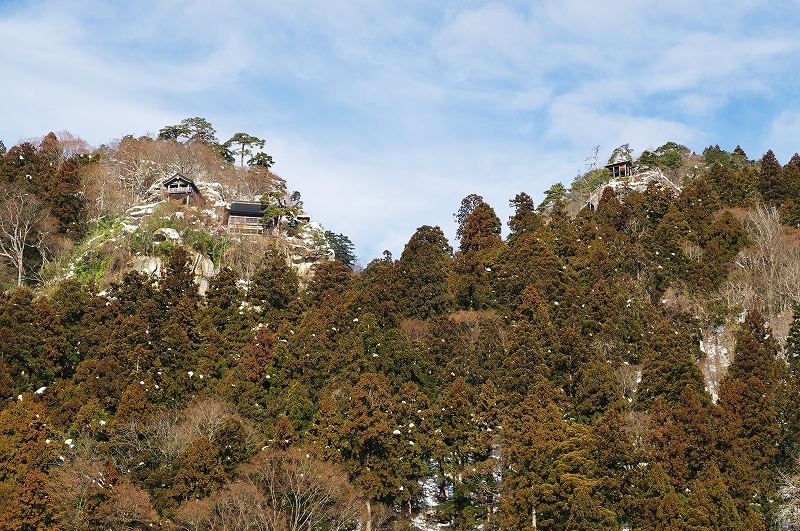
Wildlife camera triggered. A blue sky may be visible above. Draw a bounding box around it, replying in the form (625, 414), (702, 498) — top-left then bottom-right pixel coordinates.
(2, 1), (800, 261)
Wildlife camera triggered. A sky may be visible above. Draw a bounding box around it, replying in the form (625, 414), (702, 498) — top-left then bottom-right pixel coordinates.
(1, 1), (800, 262)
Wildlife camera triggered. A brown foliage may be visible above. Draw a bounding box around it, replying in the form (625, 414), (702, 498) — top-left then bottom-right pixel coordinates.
(399, 318), (429, 343)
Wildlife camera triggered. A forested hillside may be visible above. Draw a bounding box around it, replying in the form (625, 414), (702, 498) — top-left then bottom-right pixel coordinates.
(2, 128), (800, 530)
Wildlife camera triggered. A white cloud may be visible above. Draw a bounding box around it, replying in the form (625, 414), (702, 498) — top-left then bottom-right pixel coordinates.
(547, 95), (696, 158)
(432, 3), (540, 81)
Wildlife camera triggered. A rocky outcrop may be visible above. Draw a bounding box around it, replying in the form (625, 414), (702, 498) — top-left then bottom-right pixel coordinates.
(286, 241), (335, 286)
(130, 248), (216, 295)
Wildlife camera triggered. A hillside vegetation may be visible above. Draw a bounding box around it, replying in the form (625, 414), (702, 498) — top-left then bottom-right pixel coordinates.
(2, 129), (800, 530)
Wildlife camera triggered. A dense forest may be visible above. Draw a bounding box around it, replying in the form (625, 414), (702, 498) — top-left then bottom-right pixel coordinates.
(2, 125), (800, 530)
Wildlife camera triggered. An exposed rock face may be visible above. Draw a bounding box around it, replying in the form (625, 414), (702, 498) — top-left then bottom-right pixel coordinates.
(131, 255), (162, 277)
(586, 168), (683, 210)
(286, 241), (335, 287)
(130, 249), (216, 295)
(190, 252), (216, 295)
(284, 222), (336, 287)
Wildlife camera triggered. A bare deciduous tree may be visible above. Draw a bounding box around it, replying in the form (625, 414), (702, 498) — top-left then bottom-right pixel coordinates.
(731, 203), (800, 342)
(48, 457), (107, 530)
(100, 476), (159, 529)
(173, 448), (364, 531)
(0, 184), (51, 286)
(242, 448), (363, 531)
(177, 481), (275, 531)
(81, 136), (286, 220)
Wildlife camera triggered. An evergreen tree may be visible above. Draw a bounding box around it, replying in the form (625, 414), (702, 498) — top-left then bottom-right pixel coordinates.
(636, 321), (707, 409)
(0, 289), (66, 394)
(647, 387), (720, 492)
(718, 310), (781, 516)
(396, 225), (453, 319)
(456, 202), (502, 255)
(778, 154), (800, 225)
(248, 249), (299, 312)
(571, 358), (625, 423)
(758, 149), (785, 204)
(707, 162), (744, 207)
(325, 230), (357, 266)
(306, 259), (354, 307)
(44, 157), (87, 237)
(453, 201), (503, 309)
(508, 192), (543, 240)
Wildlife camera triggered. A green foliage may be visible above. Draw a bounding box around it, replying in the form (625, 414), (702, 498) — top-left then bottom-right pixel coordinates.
(607, 143), (633, 164)
(248, 151), (275, 168)
(570, 167), (612, 195)
(127, 203), (229, 264)
(324, 230), (357, 266)
(260, 190), (302, 230)
(224, 132), (265, 167)
(537, 183), (567, 213)
(158, 116), (218, 145)
(637, 141), (691, 170)
(702, 144), (751, 170)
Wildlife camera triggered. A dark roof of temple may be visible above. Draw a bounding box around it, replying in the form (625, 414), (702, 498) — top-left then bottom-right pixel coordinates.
(228, 201), (265, 216)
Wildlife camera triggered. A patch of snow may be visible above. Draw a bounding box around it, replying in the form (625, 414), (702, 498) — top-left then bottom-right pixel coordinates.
(155, 227), (181, 241)
(127, 203), (160, 217)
